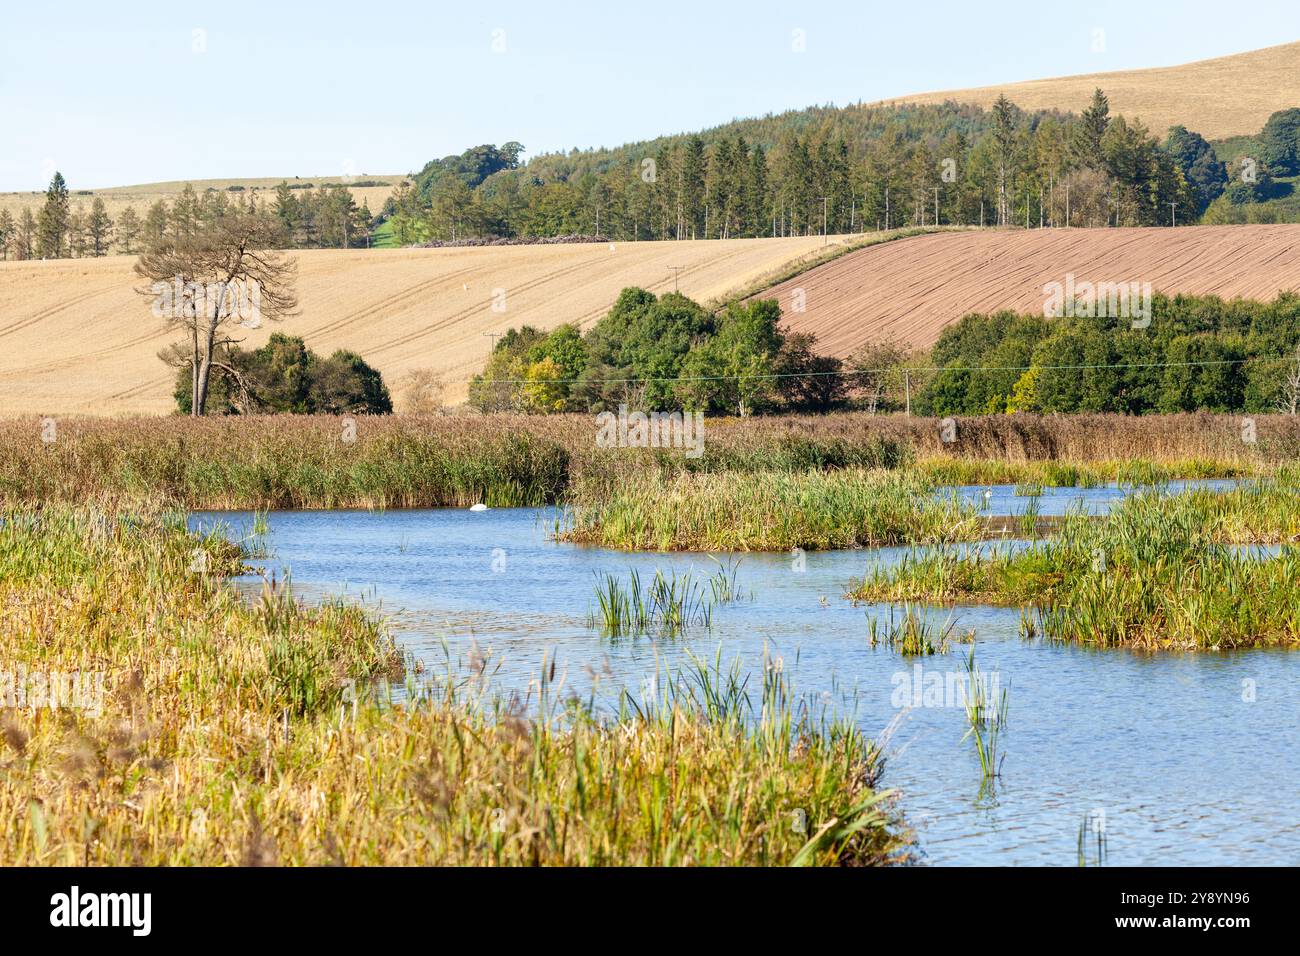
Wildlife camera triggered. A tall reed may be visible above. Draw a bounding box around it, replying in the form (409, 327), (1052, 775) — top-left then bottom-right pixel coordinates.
(0, 505), (908, 865)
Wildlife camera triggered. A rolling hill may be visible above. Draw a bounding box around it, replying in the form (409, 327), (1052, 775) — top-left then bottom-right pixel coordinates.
(878, 41), (1300, 141)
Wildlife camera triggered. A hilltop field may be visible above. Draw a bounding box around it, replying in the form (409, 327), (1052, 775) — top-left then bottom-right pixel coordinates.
(881, 40), (1300, 140)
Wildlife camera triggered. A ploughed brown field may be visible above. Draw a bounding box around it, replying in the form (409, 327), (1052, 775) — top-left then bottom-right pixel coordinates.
(763, 225), (1300, 358)
(0, 235), (833, 415)
(877, 40), (1300, 141)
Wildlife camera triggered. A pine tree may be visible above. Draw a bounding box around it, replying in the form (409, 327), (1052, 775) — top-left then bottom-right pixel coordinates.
(680, 136), (706, 238)
(143, 200), (170, 249)
(747, 143), (768, 237)
(169, 184), (201, 239)
(116, 205), (142, 254)
(36, 171), (70, 258)
(0, 208), (14, 260)
(1072, 89), (1111, 168)
(992, 95), (1017, 225)
(67, 203), (88, 257)
(16, 208), (37, 259)
(273, 182), (300, 245)
(86, 197), (114, 256)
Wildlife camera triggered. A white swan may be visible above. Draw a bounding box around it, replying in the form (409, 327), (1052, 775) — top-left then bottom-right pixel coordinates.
(469, 503), (489, 512)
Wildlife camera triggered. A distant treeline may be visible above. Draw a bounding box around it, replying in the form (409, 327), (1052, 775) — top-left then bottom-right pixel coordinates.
(0, 176), (375, 260)
(473, 289), (1300, 418)
(385, 95), (1300, 243)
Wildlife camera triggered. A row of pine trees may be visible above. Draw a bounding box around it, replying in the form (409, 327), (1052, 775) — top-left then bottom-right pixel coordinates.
(0, 176), (375, 260)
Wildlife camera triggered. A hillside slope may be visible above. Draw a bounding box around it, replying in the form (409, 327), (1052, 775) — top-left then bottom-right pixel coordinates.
(762, 226), (1300, 358)
(0, 235), (834, 416)
(879, 41), (1300, 140)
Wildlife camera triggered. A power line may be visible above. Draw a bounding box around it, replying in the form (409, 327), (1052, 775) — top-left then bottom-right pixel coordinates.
(475, 354), (1297, 387)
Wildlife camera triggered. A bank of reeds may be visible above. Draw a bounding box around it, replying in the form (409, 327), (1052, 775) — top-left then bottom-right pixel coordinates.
(0, 506), (908, 865)
(563, 468), (982, 551)
(1, 413), (1295, 510)
(850, 478), (1300, 649)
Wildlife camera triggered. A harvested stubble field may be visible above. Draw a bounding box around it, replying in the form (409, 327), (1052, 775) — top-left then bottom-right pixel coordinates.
(762, 225), (1300, 358)
(0, 412), (1295, 511)
(878, 39), (1300, 141)
(0, 234), (836, 416)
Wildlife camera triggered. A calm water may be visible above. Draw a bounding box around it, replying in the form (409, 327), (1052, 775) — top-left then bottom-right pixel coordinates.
(192, 481), (1299, 866)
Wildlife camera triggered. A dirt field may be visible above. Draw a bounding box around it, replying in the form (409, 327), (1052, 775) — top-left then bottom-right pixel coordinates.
(880, 40), (1300, 140)
(761, 225), (1300, 358)
(0, 235), (836, 416)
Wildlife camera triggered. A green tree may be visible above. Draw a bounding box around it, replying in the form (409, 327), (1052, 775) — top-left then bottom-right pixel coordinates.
(1164, 126), (1227, 214)
(116, 205), (142, 254)
(0, 208), (14, 260)
(143, 200), (169, 248)
(1006, 367), (1041, 412)
(86, 198), (114, 256)
(676, 299), (782, 416)
(36, 171), (70, 258)
(1258, 108), (1300, 176)
(15, 208), (37, 259)
(1072, 89), (1111, 168)
(776, 332), (848, 412)
(309, 349), (393, 413)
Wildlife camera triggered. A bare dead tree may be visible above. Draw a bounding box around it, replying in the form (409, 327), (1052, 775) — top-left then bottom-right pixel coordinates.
(1279, 342), (1300, 416)
(398, 368), (445, 414)
(136, 212), (297, 415)
(847, 338), (910, 414)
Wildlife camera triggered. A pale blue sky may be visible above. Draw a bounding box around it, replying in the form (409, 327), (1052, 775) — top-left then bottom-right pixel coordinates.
(3, 1), (1299, 191)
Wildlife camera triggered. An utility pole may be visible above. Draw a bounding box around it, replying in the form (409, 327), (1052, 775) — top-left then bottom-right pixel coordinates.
(850, 193), (857, 233)
(904, 369), (911, 417)
(483, 330), (500, 353)
(885, 186), (890, 231)
(934, 187), (940, 226)
(1066, 184), (1071, 227)
(1168, 201), (1178, 227)
(668, 265), (685, 293)
(818, 196), (829, 244)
